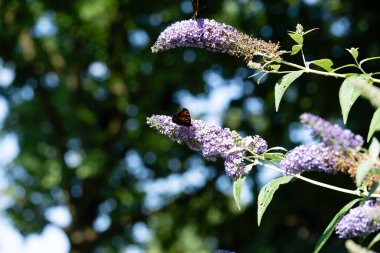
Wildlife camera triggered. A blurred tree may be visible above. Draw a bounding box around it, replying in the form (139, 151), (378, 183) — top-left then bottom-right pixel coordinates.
(0, 0), (379, 252)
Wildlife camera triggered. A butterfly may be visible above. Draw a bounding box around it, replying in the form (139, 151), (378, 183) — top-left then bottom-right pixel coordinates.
(172, 108), (192, 127)
(192, 0), (199, 19)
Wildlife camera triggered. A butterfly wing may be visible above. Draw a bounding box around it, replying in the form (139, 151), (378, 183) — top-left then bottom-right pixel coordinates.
(172, 108), (192, 127)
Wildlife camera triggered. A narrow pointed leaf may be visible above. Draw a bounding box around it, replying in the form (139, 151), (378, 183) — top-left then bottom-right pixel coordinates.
(291, 44), (302, 55)
(233, 176), (246, 210)
(356, 159), (374, 187)
(369, 182), (380, 197)
(257, 72), (268, 84)
(368, 108), (380, 142)
(369, 169), (380, 175)
(275, 71), (304, 111)
(310, 59), (334, 72)
(257, 176), (293, 226)
(288, 33), (304, 45)
(368, 232), (380, 249)
(369, 137), (380, 159)
(265, 146), (288, 152)
(313, 198), (362, 253)
(347, 47), (359, 60)
(269, 64), (281, 71)
(263, 153), (285, 162)
(339, 75), (367, 124)
(345, 240), (374, 253)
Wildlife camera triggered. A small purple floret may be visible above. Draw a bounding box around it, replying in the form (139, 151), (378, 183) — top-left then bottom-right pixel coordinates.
(280, 144), (339, 174)
(336, 199), (380, 238)
(224, 148), (246, 178)
(244, 135), (268, 155)
(300, 113), (363, 149)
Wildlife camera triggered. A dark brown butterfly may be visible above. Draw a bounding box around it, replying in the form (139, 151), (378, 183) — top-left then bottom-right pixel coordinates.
(192, 0), (199, 19)
(172, 108), (192, 127)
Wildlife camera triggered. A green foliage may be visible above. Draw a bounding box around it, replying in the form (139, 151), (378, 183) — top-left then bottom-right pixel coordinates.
(347, 47), (359, 61)
(288, 33), (304, 45)
(368, 108), (380, 142)
(339, 75), (370, 124)
(233, 176), (246, 210)
(368, 232), (380, 249)
(369, 137), (380, 159)
(2, 0), (380, 252)
(309, 59), (334, 72)
(274, 71), (304, 111)
(313, 198), (362, 253)
(263, 147), (287, 163)
(356, 138), (380, 186)
(356, 159), (375, 187)
(291, 44), (302, 55)
(257, 176), (293, 226)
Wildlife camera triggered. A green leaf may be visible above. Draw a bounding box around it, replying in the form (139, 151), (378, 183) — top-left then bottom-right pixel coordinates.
(291, 44), (302, 55)
(369, 169), (380, 175)
(313, 198), (362, 253)
(368, 232), (380, 249)
(369, 137), (380, 159)
(233, 176), (246, 210)
(356, 137), (380, 187)
(288, 33), (304, 45)
(310, 59), (334, 72)
(274, 71), (304, 111)
(356, 159), (374, 187)
(345, 240), (374, 253)
(347, 47), (359, 60)
(257, 72), (268, 85)
(369, 182), (380, 197)
(368, 108), (380, 142)
(257, 176), (293, 226)
(269, 64), (281, 71)
(265, 146), (288, 152)
(339, 75), (367, 124)
(263, 153), (285, 162)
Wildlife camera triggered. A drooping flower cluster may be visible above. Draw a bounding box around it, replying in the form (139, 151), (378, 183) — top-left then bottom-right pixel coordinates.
(147, 114), (267, 178)
(280, 113), (365, 175)
(151, 18), (283, 63)
(335, 199), (380, 238)
(244, 135), (268, 155)
(300, 113), (364, 150)
(280, 144), (339, 174)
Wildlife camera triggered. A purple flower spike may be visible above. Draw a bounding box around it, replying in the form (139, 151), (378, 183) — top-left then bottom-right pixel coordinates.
(300, 113), (364, 149)
(151, 19), (282, 63)
(280, 144), (339, 174)
(147, 114), (267, 179)
(336, 199), (380, 238)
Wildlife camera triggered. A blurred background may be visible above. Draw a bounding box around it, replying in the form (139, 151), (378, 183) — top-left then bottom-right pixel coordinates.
(1, 0), (379, 252)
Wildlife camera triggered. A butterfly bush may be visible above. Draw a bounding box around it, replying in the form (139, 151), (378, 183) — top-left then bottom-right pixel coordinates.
(151, 18), (283, 64)
(300, 113), (364, 150)
(280, 113), (364, 175)
(335, 199), (380, 238)
(280, 144), (340, 174)
(146, 114), (267, 178)
(280, 114), (380, 192)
